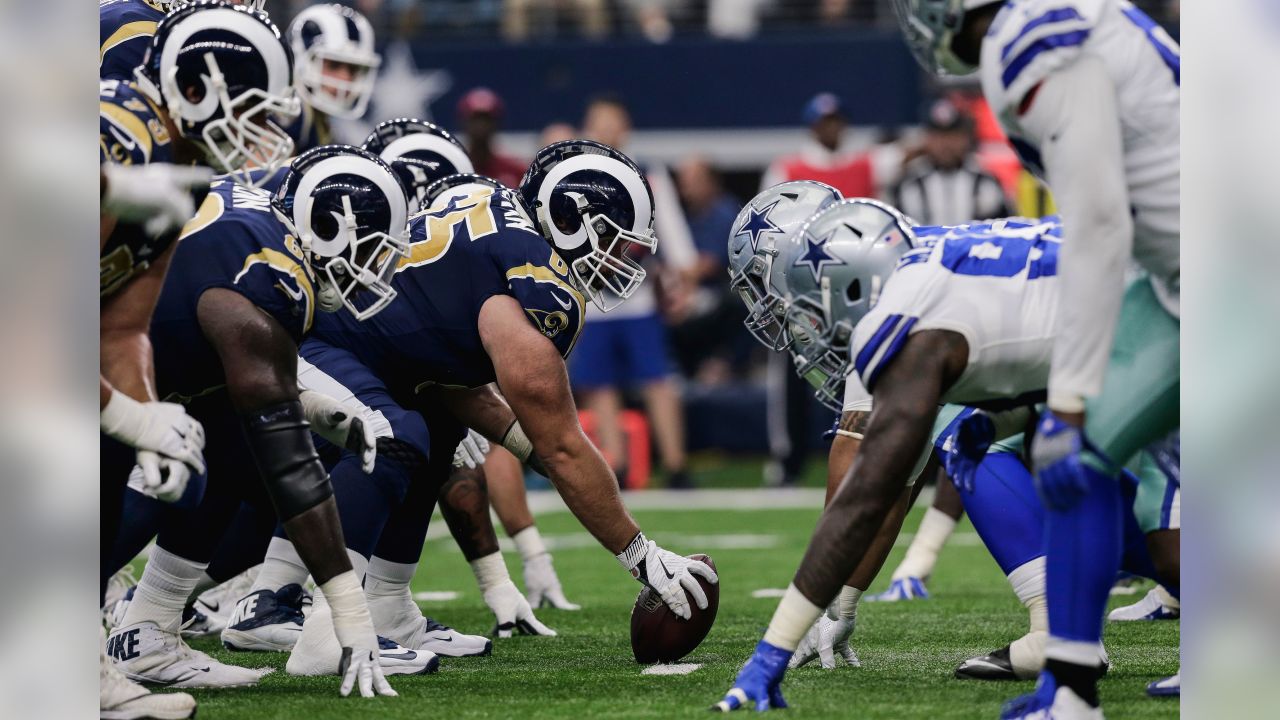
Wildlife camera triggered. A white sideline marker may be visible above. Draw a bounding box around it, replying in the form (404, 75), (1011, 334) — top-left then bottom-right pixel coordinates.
(751, 588), (787, 599)
(412, 591), (460, 602)
(642, 663), (702, 676)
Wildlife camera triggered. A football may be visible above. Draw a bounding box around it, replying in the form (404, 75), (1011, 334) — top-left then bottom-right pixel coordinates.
(629, 554), (719, 664)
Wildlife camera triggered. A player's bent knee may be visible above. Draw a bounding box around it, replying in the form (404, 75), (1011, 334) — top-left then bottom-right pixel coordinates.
(244, 400), (334, 522)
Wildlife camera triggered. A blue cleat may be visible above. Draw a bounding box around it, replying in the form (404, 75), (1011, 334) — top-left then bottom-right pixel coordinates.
(866, 577), (930, 602)
(1146, 671), (1179, 697)
(713, 640), (792, 712)
(1001, 671), (1103, 719)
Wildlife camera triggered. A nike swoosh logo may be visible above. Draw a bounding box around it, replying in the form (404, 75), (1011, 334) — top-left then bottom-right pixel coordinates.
(109, 125), (137, 151)
(381, 651), (417, 660)
(552, 292), (573, 311)
(201, 600), (220, 613)
(657, 557), (676, 580)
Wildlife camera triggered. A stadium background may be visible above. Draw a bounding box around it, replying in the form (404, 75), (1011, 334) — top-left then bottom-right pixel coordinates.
(266, 0), (1180, 488)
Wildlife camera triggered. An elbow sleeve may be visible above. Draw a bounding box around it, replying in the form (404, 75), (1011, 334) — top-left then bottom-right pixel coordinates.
(243, 400), (333, 522)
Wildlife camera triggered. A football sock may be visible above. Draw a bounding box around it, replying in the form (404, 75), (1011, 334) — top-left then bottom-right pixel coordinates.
(512, 526), (548, 563)
(1044, 465), (1122, 706)
(251, 537), (310, 593)
(1046, 658), (1103, 707)
(961, 451), (1045, 574)
(762, 583), (824, 652)
(121, 546), (207, 633)
(834, 585), (862, 621)
(892, 507), (956, 580)
(365, 556), (420, 638)
(1007, 557), (1049, 675)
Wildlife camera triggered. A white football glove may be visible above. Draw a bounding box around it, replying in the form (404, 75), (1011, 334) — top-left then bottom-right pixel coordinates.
(523, 552), (581, 611)
(299, 389), (376, 473)
(788, 613), (859, 669)
(128, 451), (193, 504)
(452, 429), (490, 469)
(484, 580), (556, 638)
(101, 162), (213, 238)
(616, 533), (718, 620)
(102, 393), (206, 475)
(338, 647), (397, 698)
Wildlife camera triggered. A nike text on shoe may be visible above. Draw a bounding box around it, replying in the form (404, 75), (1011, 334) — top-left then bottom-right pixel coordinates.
(107, 621), (273, 689)
(413, 617), (492, 658)
(222, 584), (307, 652)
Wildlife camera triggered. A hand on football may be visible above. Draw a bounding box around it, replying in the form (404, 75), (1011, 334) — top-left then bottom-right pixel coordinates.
(484, 579), (556, 638)
(630, 539), (719, 620)
(452, 429), (490, 469)
(523, 552), (581, 610)
(338, 647), (397, 698)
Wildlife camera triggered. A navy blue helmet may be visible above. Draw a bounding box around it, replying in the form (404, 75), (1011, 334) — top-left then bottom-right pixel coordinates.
(273, 145), (411, 321)
(134, 1), (298, 186)
(362, 119), (474, 213)
(288, 3), (381, 118)
(518, 140), (656, 311)
(421, 173), (508, 212)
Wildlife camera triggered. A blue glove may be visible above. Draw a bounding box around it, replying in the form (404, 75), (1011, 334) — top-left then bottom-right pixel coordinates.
(1030, 409), (1093, 510)
(940, 409), (994, 492)
(714, 640), (791, 712)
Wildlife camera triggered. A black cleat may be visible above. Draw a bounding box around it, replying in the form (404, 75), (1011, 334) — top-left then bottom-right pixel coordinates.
(955, 645), (1019, 681)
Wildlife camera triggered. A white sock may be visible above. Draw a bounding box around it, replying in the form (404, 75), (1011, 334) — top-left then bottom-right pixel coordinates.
(469, 552), (511, 594)
(192, 572), (220, 598)
(762, 583), (824, 651)
(893, 507), (957, 580)
(512, 526), (548, 562)
(364, 556), (420, 638)
(318, 571), (377, 653)
(251, 537), (310, 593)
(1008, 557), (1048, 633)
(833, 585), (862, 621)
(120, 547), (208, 633)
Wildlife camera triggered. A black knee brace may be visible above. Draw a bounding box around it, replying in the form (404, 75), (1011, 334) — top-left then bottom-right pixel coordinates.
(243, 400), (333, 522)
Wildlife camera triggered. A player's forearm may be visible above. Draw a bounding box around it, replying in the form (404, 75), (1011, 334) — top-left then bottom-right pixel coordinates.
(100, 328), (157, 403)
(537, 429), (640, 553)
(826, 411), (869, 505)
(1028, 56), (1133, 411)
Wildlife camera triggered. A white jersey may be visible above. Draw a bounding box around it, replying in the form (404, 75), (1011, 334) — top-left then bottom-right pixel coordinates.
(850, 218), (1063, 408)
(980, 0), (1179, 307)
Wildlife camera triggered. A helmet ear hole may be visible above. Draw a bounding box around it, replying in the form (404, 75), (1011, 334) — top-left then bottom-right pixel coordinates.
(845, 278), (862, 305)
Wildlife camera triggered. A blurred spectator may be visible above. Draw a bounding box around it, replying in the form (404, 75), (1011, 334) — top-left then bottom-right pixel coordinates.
(502, 0), (609, 42)
(759, 91), (902, 486)
(621, 0), (677, 43)
(571, 95), (698, 489)
(539, 121), (578, 147)
(668, 156), (746, 382)
(890, 97), (1011, 224)
(761, 92), (902, 199)
(456, 87), (527, 188)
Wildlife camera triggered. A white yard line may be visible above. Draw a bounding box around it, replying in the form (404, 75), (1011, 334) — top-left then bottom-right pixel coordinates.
(641, 663), (703, 675)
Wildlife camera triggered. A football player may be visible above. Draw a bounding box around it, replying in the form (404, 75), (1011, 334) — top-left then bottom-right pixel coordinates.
(103, 144), (416, 696)
(283, 3), (382, 152)
(235, 142), (716, 673)
(716, 201), (1176, 716)
(99, 0), (267, 82)
(892, 1), (1180, 712)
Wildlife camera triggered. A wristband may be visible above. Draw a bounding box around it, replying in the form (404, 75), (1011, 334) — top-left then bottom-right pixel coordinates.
(100, 390), (145, 443)
(615, 532), (649, 580)
(500, 420), (533, 463)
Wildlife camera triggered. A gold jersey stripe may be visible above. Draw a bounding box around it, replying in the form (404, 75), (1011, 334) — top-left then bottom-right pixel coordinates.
(100, 100), (154, 161)
(99, 20), (157, 66)
(234, 248), (317, 334)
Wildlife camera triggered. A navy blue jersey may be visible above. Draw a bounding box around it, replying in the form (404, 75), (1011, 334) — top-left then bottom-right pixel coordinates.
(99, 0), (165, 81)
(282, 103), (331, 155)
(100, 78), (183, 297)
(309, 183), (585, 394)
(151, 178), (317, 402)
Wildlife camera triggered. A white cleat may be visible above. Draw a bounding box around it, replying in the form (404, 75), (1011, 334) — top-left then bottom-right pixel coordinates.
(1147, 670), (1180, 697)
(193, 567), (258, 629)
(286, 600), (438, 677)
(102, 649), (197, 719)
(407, 616), (492, 658)
(103, 567), (138, 631)
(370, 584), (493, 657)
(1108, 587), (1179, 621)
(106, 621), (274, 689)
(221, 584), (307, 652)
(109, 586), (225, 639)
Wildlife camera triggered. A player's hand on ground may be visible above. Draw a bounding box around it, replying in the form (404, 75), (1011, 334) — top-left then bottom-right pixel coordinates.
(523, 552), (581, 610)
(617, 534), (718, 620)
(484, 580), (556, 637)
(299, 389), (376, 473)
(940, 409), (995, 492)
(789, 613), (859, 670)
(452, 429), (490, 469)
(101, 162), (213, 237)
(338, 647), (397, 698)
(714, 640), (791, 712)
(1031, 409), (1094, 510)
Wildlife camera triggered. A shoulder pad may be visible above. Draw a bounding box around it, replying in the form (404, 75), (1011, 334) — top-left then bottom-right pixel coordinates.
(983, 0), (1103, 109)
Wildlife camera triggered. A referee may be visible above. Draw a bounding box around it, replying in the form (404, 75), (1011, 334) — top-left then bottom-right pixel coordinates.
(892, 98), (1011, 225)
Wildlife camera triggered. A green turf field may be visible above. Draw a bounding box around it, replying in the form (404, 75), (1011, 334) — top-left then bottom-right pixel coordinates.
(171, 493), (1179, 719)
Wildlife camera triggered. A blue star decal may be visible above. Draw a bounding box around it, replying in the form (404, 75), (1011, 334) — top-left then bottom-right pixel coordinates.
(735, 200), (783, 252)
(794, 229), (846, 282)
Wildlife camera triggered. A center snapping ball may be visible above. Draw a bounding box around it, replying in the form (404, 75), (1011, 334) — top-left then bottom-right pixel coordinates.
(629, 554), (719, 664)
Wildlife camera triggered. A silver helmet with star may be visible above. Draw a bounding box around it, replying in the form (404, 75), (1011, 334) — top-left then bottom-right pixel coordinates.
(779, 198), (918, 409)
(727, 180), (841, 351)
